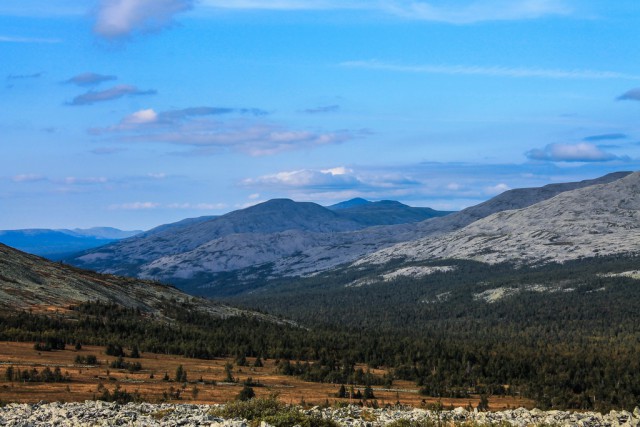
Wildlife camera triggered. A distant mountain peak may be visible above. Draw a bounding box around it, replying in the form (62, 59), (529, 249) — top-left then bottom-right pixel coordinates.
(328, 198), (371, 210)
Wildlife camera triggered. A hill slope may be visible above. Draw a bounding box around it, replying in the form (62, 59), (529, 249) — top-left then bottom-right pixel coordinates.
(0, 243), (253, 319)
(357, 171), (640, 266)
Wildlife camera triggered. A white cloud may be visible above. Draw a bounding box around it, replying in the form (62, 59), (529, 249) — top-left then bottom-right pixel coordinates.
(484, 183), (510, 195)
(147, 172), (167, 179)
(166, 202), (227, 210)
(248, 193), (260, 200)
(243, 167), (362, 188)
(109, 201), (160, 210)
(94, 0), (194, 39)
(12, 174), (45, 183)
(125, 109), (159, 124)
(321, 166), (350, 175)
(526, 143), (621, 162)
(243, 162), (640, 209)
(202, 0), (571, 23)
(342, 60), (640, 80)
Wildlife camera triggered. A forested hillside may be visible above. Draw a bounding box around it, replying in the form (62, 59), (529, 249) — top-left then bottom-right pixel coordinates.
(228, 254), (640, 411)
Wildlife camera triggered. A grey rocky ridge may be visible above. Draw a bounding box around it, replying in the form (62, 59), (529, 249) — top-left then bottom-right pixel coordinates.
(66, 172), (630, 296)
(1, 402), (639, 427)
(357, 170), (640, 267)
(0, 243), (271, 321)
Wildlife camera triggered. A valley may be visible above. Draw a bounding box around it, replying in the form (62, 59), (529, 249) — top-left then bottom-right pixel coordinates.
(5, 3), (640, 424)
(2, 171), (640, 413)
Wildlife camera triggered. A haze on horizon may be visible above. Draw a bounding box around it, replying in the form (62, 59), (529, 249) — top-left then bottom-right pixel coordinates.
(1, 0), (639, 230)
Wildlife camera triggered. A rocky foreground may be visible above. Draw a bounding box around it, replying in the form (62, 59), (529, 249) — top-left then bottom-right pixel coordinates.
(1, 402), (640, 427)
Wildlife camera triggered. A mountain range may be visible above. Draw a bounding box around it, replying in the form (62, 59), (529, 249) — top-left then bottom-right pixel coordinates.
(67, 199), (452, 293)
(67, 171), (631, 296)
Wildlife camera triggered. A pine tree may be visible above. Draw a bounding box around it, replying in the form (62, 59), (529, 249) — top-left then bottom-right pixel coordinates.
(364, 385), (375, 399)
(237, 384), (255, 401)
(5, 366), (14, 382)
(130, 346), (140, 358)
(477, 394), (489, 412)
(337, 384), (347, 398)
(175, 365), (187, 382)
(224, 362), (234, 382)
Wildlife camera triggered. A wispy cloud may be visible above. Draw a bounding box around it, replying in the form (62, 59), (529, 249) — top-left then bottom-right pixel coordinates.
(243, 167), (363, 189)
(617, 88), (640, 101)
(94, 0), (194, 39)
(109, 201), (160, 210)
(62, 177), (108, 185)
(484, 182), (510, 195)
(158, 106), (268, 122)
(7, 72), (42, 80)
(341, 60), (640, 80)
(301, 105), (340, 114)
(11, 174), (111, 186)
(91, 147), (127, 155)
(381, 0), (571, 24)
(69, 84), (156, 106)
(0, 36), (62, 44)
(91, 107), (361, 156)
(65, 72), (117, 86)
(109, 201), (226, 210)
(91, 106), (268, 132)
(202, 0), (571, 23)
(583, 133), (628, 142)
(147, 172), (167, 179)
(241, 161), (640, 210)
(166, 202), (227, 210)
(526, 143), (623, 162)
(242, 166), (423, 201)
(12, 174), (46, 183)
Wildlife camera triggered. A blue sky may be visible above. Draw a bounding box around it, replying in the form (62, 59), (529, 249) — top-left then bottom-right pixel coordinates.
(1, 0), (640, 230)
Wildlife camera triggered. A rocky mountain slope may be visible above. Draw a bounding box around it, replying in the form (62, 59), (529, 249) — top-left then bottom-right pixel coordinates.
(67, 198), (451, 284)
(0, 227), (142, 259)
(357, 171), (640, 266)
(67, 172), (630, 296)
(0, 243), (254, 319)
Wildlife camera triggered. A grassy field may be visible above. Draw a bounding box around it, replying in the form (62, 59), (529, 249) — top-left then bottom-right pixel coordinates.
(0, 342), (532, 410)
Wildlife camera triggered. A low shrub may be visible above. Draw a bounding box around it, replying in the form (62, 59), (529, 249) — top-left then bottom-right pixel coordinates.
(210, 396), (339, 427)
